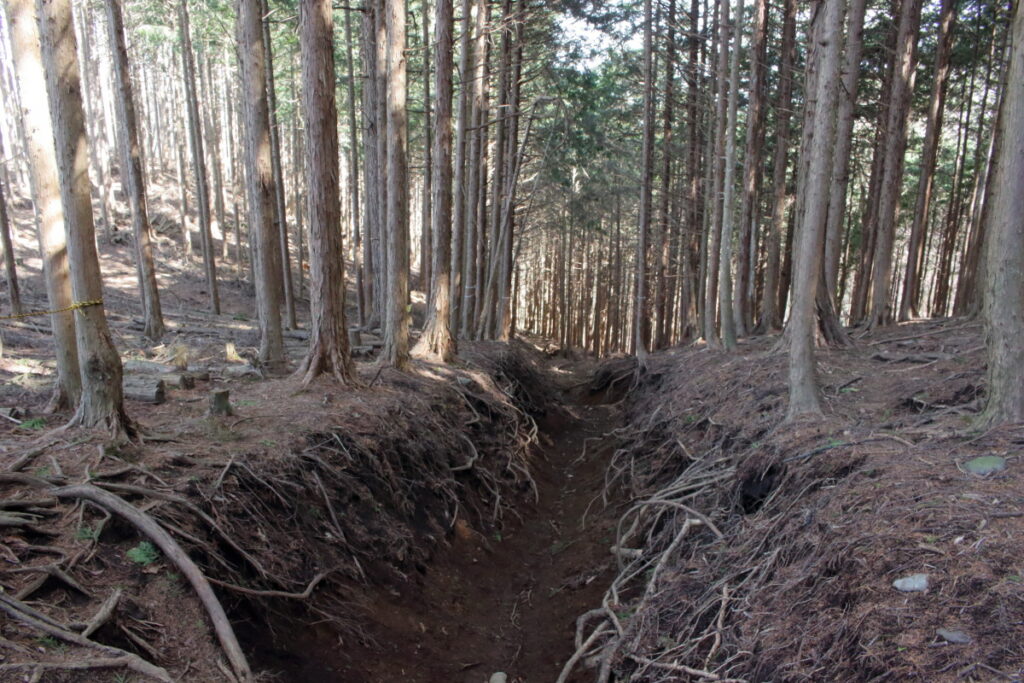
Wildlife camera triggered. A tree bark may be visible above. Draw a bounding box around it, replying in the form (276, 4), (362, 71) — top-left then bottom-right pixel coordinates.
(296, 0), (356, 384)
(0, 171), (22, 316)
(981, 0), (1024, 425)
(178, 0), (220, 314)
(635, 0), (655, 361)
(413, 0), (456, 361)
(717, 0), (742, 351)
(898, 0), (956, 321)
(37, 0), (132, 437)
(6, 0), (82, 410)
(759, 0), (796, 332)
(260, 0), (297, 330)
(867, 0), (922, 327)
(787, 0), (843, 419)
(236, 0), (285, 372)
(105, 0), (164, 341)
(734, 0), (766, 337)
(383, 0), (411, 369)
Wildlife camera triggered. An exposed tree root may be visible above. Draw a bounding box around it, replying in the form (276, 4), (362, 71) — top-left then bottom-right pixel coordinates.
(52, 484), (252, 681)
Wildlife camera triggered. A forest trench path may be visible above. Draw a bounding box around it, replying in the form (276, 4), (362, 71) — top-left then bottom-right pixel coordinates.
(333, 368), (622, 682)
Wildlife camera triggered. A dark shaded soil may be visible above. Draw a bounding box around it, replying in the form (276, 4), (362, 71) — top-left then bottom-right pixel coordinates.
(250, 382), (624, 683)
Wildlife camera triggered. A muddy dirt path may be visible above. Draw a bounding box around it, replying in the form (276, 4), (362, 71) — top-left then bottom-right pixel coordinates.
(266, 380), (622, 682)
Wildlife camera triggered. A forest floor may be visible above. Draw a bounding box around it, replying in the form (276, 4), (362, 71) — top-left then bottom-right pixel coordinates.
(1, 193), (1022, 682)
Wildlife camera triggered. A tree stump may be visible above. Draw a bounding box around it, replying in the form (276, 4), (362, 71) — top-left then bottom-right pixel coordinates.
(208, 390), (233, 416)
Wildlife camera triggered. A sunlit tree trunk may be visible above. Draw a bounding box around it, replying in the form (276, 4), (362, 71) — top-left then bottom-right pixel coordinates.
(179, 0), (220, 314)
(7, 0), (81, 410)
(236, 0), (285, 371)
(414, 0), (456, 361)
(635, 0), (655, 361)
(38, 0), (132, 437)
(382, 0), (410, 368)
(297, 0), (356, 384)
(105, 0), (164, 341)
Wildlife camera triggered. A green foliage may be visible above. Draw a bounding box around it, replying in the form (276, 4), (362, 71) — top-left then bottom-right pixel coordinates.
(76, 526), (100, 541)
(127, 541), (160, 566)
(19, 417), (46, 430)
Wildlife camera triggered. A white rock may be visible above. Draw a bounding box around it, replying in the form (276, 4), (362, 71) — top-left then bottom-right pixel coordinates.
(489, 674), (508, 683)
(892, 573), (929, 592)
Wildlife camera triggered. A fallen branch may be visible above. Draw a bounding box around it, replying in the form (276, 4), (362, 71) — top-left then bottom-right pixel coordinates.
(0, 592), (171, 681)
(207, 571), (330, 600)
(53, 484), (251, 681)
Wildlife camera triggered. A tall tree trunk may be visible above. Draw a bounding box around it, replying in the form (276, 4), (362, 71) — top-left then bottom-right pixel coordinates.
(414, 0), (456, 361)
(38, 0), (132, 437)
(420, 0), (432, 296)
(450, 0), (472, 333)
(718, 0), (742, 351)
(297, 0), (356, 384)
(703, 0), (729, 345)
(0, 170), (22, 316)
(360, 1), (379, 328)
(981, 0), (1024, 425)
(179, 0), (220, 314)
(343, 3), (364, 326)
(867, 0), (922, 327)
(822, 0), (866, 304)
(383, 0), (411, 368)
(759, 0), (796, 332)
(7, 0), (82, 410)
(236, 0), (285, 371)
(261, 0), (297, 330)
(898, 0), (956, 321)
(635, 0), (655, 361)
(105, 0), (164, 341)
(654, 0), (676, 350)
(734, 0), (766, 337)
(787, 0), (843, 419)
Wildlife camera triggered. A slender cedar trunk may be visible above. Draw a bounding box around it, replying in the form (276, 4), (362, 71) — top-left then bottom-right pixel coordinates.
(0, 170), (22, 315)
(383, 0), (411, 368)
(237, 0), (284, 371)
(635, 0), (655, 361)
(654, 0), (676, 350)
(360, 2), (378, 327)
(374, 0), (388, 327)
(735, 0), (766, 337)
(498, 11), (524, 341)
(201, 55), (228, 270)
(899, 0), (956, 321)
(823, 0), (867, 299)
(220, 46), (234, 263)
(450, 0), (472, 333)
(179, 0), (220, 314)
(420, 0), (433, 296)
(460, 0), (487, 337)
(981, 0), (1024, 424)
(787, 0), (843, 419)
(340, 6), (363, 326)
(954, 16), (1005, 317)
(478, 0), (512, 339)
(760, 0), (796, 332)
(414, 0), (456, 360)
(292, 110), (305, 299)
(704, 0), (729, 345)
(105, 0), (164, 341)
(260, 0), (296, 329)
(849, 118), (886, 321)
(697, 0), (717, 338)
(7, 0), (81, 409)
(717, 0), (742, 351)
(297, 0), (356, 384)
(682, 0), (700, 340)
(74, 2), (112, 243)
(868, 0), (922, 327)
(38, 0), (132, 437)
